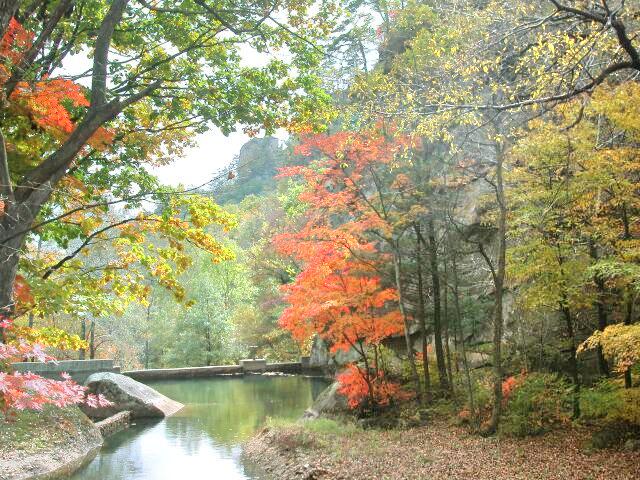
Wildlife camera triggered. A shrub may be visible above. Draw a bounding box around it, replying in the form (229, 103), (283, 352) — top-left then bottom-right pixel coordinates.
(581, 381), (640, 448)
(500, 373), (572, 437)
(581, 381), (640, 424)
(337, 364), (414, 410)
(590, 422), (640, 450)
(581, 380), (623, 421)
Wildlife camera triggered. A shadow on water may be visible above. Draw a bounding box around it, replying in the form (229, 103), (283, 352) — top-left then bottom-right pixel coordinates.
(67, 375), (329, 480)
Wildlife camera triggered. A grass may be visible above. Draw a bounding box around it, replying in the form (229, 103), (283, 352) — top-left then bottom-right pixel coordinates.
(264, 416), (367, 455)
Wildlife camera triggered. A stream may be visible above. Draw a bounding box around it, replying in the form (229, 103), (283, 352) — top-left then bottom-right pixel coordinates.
(67, 375), (328, 480)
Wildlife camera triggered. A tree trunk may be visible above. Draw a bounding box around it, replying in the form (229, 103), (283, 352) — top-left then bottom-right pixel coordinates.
(561, 304), (581, 418)
(0, 244), (19, 318)
(452, 256), (476, 424)
(204, 327), (213, 366)
(89, 319), (95, 359)
(79, 319), (86, 360)
(621, 205), (634, 388)
(588, 242), (609, 376)
(624, 295), (633, 388)
(0, 0), (20, 39)
(414, 223), (432, 402)
(486, 143), (507, 435)
(443, 259), (454, 390)
(426, 219), (449, 392)
(393, 247), (422, 399)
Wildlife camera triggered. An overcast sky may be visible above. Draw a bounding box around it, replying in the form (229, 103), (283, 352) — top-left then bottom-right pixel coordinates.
(151, 129), (268, 188)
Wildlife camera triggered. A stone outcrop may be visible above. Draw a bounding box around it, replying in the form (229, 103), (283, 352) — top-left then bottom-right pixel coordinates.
(302, 381), (348, 420)
(0, 406), (102, 480)
(309, 335), (330, 368)
(82, 372), (183, 420)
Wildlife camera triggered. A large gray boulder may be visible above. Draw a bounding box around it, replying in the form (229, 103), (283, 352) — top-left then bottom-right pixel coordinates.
(82, 372), (183, 420)
(302, 381), (348, 420)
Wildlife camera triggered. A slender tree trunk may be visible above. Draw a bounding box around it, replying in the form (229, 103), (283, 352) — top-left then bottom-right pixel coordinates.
(624, 296), (633, 388)
(358, 340), (376, 408)
(561, 304), (581, 418)
(144, 301), (152, 369)
(452, 256), (476, 423)
(588, 242), (609, 376)
(79, 319), (86, 360)
(205, 327), (213, 366)
(393, 247), (422, 399)
(486, 143), (507, 434)
(443, 259), (454, 390)
(425, 219), (449, 392)
(89, 319), (95, 359)
(556, 244), (581, 417)
(414, 224), (432, 402)
(621, 204), (634, 388)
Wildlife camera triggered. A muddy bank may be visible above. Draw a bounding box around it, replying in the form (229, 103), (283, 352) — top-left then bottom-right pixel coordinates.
(0, 405), (103, 480)
(244, 419), (640, 480)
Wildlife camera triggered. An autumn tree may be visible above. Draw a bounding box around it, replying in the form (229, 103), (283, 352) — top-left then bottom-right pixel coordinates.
(275, 230), (406, 409)
(508, 82), (640, 413)
(0, 0), (334, 320)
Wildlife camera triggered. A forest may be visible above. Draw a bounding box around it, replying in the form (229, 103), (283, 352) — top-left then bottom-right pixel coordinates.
(0, 1), (639, 479)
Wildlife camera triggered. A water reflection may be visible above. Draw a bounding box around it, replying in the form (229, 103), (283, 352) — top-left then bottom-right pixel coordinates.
(68, 375), (328, 480)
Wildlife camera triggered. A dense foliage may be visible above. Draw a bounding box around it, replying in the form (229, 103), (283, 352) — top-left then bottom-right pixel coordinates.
(1, 1), (639, 454)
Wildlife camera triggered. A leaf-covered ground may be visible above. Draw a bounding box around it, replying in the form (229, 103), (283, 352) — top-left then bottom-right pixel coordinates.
(244, 419), (640, 480)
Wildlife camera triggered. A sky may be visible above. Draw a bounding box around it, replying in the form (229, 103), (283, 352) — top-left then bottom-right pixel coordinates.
(151, 129), (265, 188)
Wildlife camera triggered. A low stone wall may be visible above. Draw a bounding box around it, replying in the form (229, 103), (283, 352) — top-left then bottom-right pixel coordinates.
(11, 359), (120, 384)
(95, 410), (131, 437)
(123, 361), (324, 381)
(240, 359), (267, 372)
(265, 362), (306, 374)
(125, 364), (243, 381)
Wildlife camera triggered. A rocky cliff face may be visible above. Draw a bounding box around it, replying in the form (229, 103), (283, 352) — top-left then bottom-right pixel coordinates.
(216, 136), (285, 204)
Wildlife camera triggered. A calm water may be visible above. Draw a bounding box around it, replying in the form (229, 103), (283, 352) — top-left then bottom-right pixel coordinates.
(68, 375), (328, 480)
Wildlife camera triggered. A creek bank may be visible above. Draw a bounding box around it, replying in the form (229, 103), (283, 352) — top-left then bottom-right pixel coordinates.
(244, 418), (640, 480)
(0, 405), (103, 480)
(0, 373), (186, 480)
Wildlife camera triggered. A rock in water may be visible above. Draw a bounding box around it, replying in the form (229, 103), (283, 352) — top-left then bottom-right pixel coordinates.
(302, 381), (348, 420)
(82, 372), (184, 419)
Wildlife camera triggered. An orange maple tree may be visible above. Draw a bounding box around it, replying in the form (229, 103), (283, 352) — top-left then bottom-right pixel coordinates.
(1, 19), (113, 150)
(275, 130), (416, 409)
